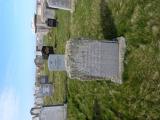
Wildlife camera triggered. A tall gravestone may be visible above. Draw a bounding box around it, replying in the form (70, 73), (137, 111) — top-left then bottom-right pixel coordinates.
(65, 37), (126, 84)
(39, 104), (67, 120)
(46, 18), (58, 27)
(47, 0), (72, 11)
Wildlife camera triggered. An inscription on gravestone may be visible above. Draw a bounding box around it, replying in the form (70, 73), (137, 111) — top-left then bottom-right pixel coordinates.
(48, 55), (65, 71)
(65, 38), (126, 84)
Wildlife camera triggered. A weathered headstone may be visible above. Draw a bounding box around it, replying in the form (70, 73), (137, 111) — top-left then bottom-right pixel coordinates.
(47, 0), (72, 11)
(48, 55), (66, 71)
(40, 104), (67, 120)
(65, 37), (126, 84)
(34, 55), (44, 66)
(40, 84), (53, 96)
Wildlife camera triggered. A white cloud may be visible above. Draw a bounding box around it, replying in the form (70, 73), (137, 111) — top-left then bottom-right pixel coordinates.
(0, 88), (19, 120)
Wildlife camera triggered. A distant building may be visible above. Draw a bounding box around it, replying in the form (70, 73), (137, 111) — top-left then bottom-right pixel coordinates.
(65, 37), (126, 84)
(32, 0), (56, 33)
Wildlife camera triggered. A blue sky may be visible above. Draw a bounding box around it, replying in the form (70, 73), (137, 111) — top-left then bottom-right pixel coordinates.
(0, 0), (36, 120)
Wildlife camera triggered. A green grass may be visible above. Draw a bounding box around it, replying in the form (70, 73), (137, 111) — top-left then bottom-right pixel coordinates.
(42, 10), (71, 105)
(43, 0), (160, 119)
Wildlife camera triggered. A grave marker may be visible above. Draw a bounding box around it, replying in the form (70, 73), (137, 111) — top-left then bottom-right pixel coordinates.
(40, 104), (67, 120)
(65, 37), (126, 84)
(47, 0), (72, 11)
(40, 84), (53, 96)
(48, 55), (66, 71)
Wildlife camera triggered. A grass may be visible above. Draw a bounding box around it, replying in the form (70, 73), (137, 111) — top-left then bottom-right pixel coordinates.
(42, 10), (71, 105)
(43, 0), (160, 119)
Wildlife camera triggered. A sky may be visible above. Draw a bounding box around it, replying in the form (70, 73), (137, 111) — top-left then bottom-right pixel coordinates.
(0, 0), (36, 120)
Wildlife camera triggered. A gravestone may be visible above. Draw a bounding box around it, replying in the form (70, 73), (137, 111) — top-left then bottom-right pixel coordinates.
(40, 0), (56, 22)
(47, 0), (72, 11)
(34, 14), (50, 33)
(30, 107), (41, 116)
(40, 84), (53, 96)
(44, 9), (55, 20)
(41, 46), (54, 59)
(32, 116), (39, 120)
(35, 97), (44, 106)
(34, 55), (44, 66)
(40, 104), (67, 120)
(36, 32), (48, 50)
(65, 37), (126, 84)
(48, 55), (66, 71)
(46, 19), (58, 27)
(40, 75), (49, 84)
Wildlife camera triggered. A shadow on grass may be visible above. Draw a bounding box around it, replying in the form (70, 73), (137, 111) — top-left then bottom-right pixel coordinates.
(100, 0), (117, 39)
(92, 99), (103, 120)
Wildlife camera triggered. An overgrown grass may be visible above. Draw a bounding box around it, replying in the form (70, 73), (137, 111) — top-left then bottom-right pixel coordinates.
(44, 0), (160, 119)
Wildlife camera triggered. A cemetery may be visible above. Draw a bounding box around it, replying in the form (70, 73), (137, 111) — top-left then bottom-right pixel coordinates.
(31, 0), (160, 119)
(65, 37), (126, 83)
